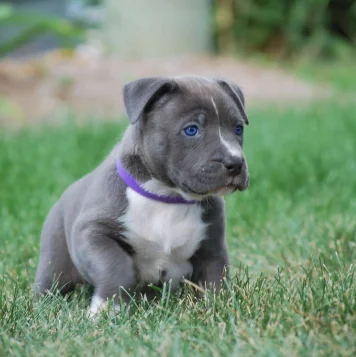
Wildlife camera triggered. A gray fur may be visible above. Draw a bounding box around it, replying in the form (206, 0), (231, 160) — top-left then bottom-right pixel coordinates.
(34, 75), (249, 307)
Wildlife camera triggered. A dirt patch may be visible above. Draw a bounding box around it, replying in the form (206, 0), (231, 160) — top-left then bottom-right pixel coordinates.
(0, 49), (329, 126)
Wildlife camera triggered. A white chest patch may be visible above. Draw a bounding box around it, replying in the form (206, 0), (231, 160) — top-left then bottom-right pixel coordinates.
(119, 182), (207, 289)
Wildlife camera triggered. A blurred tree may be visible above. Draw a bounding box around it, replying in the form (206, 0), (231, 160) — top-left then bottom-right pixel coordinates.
(215, 0), (356, 59)
(0, 1), (86, 57)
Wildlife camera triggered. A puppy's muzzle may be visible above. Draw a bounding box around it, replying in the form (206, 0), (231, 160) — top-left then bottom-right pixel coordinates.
(220, 156), (245, 176)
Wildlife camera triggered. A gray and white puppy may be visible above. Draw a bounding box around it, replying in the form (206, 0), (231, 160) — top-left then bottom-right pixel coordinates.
(34, 76), (249, 315)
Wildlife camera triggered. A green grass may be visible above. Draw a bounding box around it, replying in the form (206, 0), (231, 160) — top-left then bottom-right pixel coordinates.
(293, 59), (356, 92)
(245, 52), (356, 92)
(1, 99), (356, 356)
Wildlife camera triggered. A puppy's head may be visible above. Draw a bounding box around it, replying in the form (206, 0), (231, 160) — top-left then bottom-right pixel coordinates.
(123, 76), (249, 199)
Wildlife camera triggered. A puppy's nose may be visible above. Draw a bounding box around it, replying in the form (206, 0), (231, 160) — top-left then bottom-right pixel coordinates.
(223, 156), (244, 175)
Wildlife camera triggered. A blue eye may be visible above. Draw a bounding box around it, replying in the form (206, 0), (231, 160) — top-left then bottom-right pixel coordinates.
(235, 125), (243, 136)
(184, 125), (199, 137)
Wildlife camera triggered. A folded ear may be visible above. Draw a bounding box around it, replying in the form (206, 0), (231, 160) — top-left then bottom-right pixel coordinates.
(214, 78), (249, 125)
(123, 77), (178, 124)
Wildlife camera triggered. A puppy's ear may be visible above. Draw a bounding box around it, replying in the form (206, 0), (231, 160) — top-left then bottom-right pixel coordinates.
(123, 77), (178, 124)
(214, 78), (249, 125)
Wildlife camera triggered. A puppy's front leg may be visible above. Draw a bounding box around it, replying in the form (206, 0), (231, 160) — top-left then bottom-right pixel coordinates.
(71, 220), (136, 316)
(190, 198), (229, 294)
(190, 254), (229, 295)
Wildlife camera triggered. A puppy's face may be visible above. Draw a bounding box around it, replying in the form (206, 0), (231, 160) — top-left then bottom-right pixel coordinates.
(124, 76), (249, 198)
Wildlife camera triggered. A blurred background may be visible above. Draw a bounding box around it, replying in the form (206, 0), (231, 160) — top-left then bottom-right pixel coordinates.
(0, 0), (354, 126)
(1, 4), (356, 354)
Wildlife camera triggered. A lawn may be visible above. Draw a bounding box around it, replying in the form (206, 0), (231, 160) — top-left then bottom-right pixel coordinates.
(0, 98), (355, 356)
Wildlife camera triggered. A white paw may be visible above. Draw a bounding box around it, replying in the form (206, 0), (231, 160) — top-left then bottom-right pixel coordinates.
(87, 295), (121, 319)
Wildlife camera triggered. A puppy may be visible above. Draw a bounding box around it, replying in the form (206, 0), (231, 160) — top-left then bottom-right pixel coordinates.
(33, 76), (249, 315)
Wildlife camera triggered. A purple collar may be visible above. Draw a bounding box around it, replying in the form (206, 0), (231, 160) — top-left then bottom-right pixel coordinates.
(116, 160), (198, 204)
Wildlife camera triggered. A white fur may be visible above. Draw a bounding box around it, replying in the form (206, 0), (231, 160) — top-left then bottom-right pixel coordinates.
(211, 97), (219, 117)
(88, 295), (106, 316)
(119, 179), (207, 290)
(88, 295), (120, 318)
(212, 96), (241, 159)
(219, 126), (242, 158)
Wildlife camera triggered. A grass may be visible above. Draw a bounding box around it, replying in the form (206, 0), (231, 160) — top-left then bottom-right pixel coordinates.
(245, 51), (356, 92)
(293, 58), (356, 92)
(0, 98), (356, 356)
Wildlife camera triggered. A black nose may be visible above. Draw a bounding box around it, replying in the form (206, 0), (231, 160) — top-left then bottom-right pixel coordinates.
(223, 156), (244, 174)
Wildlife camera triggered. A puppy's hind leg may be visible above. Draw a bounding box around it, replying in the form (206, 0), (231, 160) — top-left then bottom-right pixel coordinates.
(33, 202), (81, 299)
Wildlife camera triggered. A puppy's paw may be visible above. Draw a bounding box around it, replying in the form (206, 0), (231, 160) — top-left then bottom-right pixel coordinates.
(87, 295), (121, 320)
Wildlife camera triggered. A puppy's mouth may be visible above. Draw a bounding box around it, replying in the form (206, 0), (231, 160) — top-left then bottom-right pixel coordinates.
(208, 184), (237, 196)
(180, 175), (249, 198)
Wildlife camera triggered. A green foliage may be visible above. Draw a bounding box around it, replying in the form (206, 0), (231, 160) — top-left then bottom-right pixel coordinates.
(216, 0), (356, 59)
(0, 99), (356, 355)
(0, 3), (85, 56)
